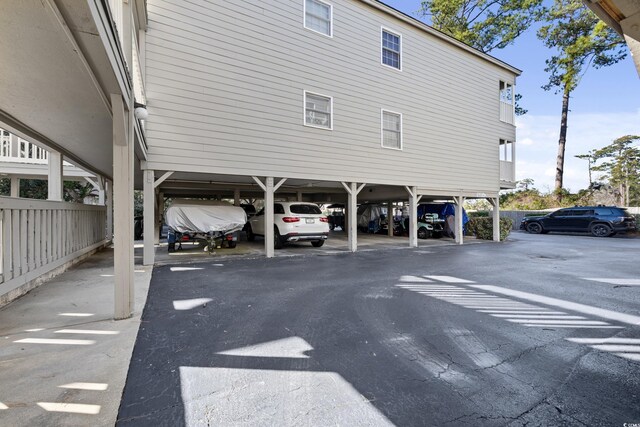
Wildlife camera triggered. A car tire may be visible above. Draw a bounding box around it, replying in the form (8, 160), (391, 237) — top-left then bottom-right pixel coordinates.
(417, 227), (430, 239)
(274, 227), (284, 249)
(311, 240), (325, 247)
(591, 223), (612, 237)
(246, 225), (255, 241)
(526, 223), (543, 234)
(227, 240), (237, 249)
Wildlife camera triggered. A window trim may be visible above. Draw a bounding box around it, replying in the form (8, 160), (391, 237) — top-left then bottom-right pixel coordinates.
(380, 109), (403, 151)
(380, 27), (402, 71)
(303, 90), (333, 130)
(303, 0), (333, 38)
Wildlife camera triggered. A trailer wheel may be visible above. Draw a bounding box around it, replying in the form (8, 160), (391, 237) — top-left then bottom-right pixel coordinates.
(227, 240), (237, 249)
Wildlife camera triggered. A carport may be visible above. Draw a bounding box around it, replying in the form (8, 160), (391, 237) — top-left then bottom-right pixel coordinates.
(141, 171), (502, 264)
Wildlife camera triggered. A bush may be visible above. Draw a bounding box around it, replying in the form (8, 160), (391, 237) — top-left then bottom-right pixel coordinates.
(466, 217), (513, 241)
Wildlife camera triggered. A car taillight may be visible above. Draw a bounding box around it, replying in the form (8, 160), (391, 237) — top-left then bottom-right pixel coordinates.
(282, 217), (300, 223)
(320, 217), (329, 223)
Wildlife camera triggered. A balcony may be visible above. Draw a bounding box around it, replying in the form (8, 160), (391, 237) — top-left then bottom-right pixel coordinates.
(499, 140), (515, 188)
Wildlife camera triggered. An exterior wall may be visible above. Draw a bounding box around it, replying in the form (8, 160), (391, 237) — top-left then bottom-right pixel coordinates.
(144, 0), (517, 193)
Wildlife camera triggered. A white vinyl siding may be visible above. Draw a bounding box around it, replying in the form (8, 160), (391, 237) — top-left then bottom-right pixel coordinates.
(381, 110), (402, 150)
(144, 0), (518, 193)
(304, 0), (332, 37)
(304, 91), (333, 129)
(381, 28), (401, 70)
(499, 80), (514, 124)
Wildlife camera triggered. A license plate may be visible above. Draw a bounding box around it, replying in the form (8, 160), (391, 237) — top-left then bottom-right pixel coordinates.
(306, 218), (315, 224)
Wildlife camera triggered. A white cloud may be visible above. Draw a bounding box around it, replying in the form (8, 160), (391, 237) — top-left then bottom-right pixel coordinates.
(514, 110), (640, 192)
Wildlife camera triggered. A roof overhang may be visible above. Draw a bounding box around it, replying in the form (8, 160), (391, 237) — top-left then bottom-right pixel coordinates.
(584, 0), (640, 76)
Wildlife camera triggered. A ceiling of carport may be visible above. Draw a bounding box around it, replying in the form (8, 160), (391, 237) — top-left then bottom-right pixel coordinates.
(0, 0), (122, 179)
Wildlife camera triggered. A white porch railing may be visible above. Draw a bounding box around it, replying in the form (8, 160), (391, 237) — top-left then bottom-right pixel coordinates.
(0, 197), (108, 297)
(500, 101), (514, 124)
(0, 130), (49, 164)
(500, 160), (515, 183)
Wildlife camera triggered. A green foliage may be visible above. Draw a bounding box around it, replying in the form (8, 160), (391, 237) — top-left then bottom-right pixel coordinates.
(419, 0), (545, 53)
(0, 178), (9, 196)
(538, 0), (627, 95)
(466, 217), (513, 241)
(590, 135), (640, 206)
(500, 186), (595, 210)
(134, 190), (144, 217)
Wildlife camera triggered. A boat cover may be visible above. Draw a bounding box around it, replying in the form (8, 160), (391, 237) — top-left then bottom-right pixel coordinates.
(166, 200), (247, 234)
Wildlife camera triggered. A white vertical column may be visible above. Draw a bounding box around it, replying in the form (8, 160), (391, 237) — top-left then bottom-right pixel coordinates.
(112, 93), (134, 320)
(297, 191), (303, 202)
(348, 183), (358, 252)
(47, 151), (63, 201)
(234, 189), (241, 206)
(454, 196), (466, 245)
(106, 180), (113, 241)
(143, 169), (155, 265)
(10, 177), (19, 198)
(264, 177), (275, 258)
(408, 187), (418, 248)
(387, 201), (394, 237)
(97, 178), (105, 205)
(491, 197), (500, 242)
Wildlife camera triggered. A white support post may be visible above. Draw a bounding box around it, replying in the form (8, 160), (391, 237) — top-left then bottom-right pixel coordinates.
(10, 177), (19, 198)
(253, 176), (287, 258)
(143, 169), (155, 265)
(265, 177), (275, 258)
(297, 191), (303, 202)
(405, 186), (421, 248)
(387, 201), (394, 237)
(454, 196), (466, 245)
(234, 189), (240, 206)
(106, 180), (113, 241)
(97, 177), (105, 205)
(47, 151), (63, 201)
(341, 182), (366, 252)
(490, 197), (500, 242)
(112, 93), (134, 320)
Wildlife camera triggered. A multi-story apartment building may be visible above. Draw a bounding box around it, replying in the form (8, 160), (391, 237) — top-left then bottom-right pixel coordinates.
(141, 0), (519, 256)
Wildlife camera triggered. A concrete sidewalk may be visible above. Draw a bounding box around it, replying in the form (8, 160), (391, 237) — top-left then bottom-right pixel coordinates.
(0, 247), (151, 426)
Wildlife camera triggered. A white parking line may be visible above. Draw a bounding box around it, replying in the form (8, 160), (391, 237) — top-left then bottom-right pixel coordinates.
(471, 285), (640, 326)
(584, 278), (640, 286)
(424, 276), (476, 283)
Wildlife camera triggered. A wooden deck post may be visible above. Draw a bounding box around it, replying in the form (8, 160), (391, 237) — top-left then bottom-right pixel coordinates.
(112, 93), (134, 320)
(47, 151), (63, 201)
(10, 177), (19, 198)
(143, 169), (155, 265)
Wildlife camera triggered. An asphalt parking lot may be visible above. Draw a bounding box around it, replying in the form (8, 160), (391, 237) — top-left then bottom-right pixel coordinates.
(118, 231), (640, 426)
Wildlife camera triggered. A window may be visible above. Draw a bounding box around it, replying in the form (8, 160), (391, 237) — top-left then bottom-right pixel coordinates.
(290, 204), (322, 214)
(304, 91), (332, 129)
(304, 0), (332, 37)
(499, 80), (514, 124)
(274, 204), (285, 214)
(381, 110), (402, 150)
(381, 29), (401, 70)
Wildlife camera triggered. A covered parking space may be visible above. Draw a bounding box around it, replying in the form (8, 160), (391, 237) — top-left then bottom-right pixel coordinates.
(142, 170), (502, 264)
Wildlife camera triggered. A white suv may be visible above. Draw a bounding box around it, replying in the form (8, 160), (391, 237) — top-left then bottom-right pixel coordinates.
(246, 202), (329, 248)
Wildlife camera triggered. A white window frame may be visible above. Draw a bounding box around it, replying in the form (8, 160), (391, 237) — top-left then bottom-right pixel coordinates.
(303, 0), (333, 38)
(381, 27), (402, 71)
(381, 109), (403, 150)
(304, 90), (333, 130)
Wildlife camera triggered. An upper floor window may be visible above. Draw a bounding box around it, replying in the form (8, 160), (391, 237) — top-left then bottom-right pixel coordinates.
(381, 110), (402, 150)
(304, 91), (333, 130)
(381, 29), (401, 70)
(304, 0), (332, 37)
(499, 80), (514, 124)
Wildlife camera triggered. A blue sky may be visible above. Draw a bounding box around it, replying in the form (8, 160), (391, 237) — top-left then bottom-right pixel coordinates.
(382, 0), (640, 192)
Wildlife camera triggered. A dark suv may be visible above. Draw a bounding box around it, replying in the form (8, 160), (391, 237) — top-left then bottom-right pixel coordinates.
(520, 206), (636, 237)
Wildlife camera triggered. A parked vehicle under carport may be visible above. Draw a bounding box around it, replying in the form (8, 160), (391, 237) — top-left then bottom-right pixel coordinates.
(165, 200), (247, 253)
